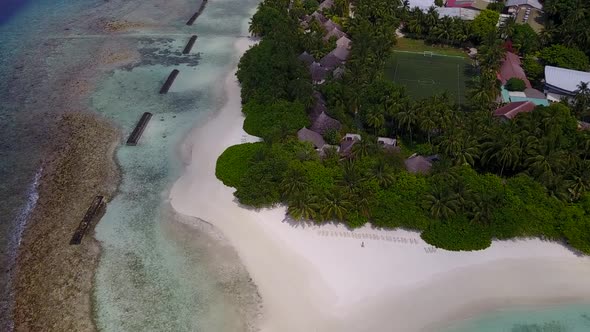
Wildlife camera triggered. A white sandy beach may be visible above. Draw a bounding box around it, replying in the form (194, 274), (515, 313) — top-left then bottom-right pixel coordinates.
(169, 37), (590, 332)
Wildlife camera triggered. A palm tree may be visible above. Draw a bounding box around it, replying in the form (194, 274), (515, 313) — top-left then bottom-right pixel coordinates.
(321, 190), (351, 221)
(424, 6), (439, 33)
(280, 168), (308, 198)
(452, 180), (473, 212)
(481, 131), (521, 176)
(573, 82), (590, 119)
(370, 159), (395, 187)
(456, 135), (480, 166)
(470, 191), (498, 225)
(339, 161), (362, 190)
(419, 114), (437, 144)
(351, 138), (373, 159)
(396, 106), (419, 143)
(525, 142), (568, 182)
(288, 194), (319, 220)
(366, 108), (385, 135)
(424, 186), (460, 220)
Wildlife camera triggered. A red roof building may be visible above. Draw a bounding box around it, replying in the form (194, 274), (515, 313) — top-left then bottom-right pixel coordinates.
(497, 52), (532, 88)
(493, 101), (536, 120)
(445, 0), (488, 10)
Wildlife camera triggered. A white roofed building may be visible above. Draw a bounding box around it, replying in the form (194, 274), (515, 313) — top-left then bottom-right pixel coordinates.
(544, 66), (590, 102)
(505, 0), (543, 10)
(435, 7), (480, 20)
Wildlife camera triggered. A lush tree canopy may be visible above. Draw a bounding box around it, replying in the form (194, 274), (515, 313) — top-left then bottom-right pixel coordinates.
(216, 0), (590, 254)
(544, 0), (590, 56)
(505, 78), (526, 91)
(538, 44), (590, 71)
(510, 24), (540, 56)
(471, 10), (500, 41)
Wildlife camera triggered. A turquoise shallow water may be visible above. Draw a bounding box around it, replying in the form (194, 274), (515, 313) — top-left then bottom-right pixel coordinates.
(90, 0), (259, 330)
(442, 303), (590, 332)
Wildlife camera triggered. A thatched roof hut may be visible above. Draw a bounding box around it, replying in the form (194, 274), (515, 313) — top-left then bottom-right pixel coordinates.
(333, 67), (345, 79)
(309, 92), (341, 135)
(323, 19), (342, 32)
(323, 28), (347, 42)
(309, 62), (327, 84)
(404, 155), (432, 174)
(298, 51), (316, 66)
(320, 53), (342, 70)
(336, 36), (351, 49)
(319, 0), (335, 10)
(297, 127), (325, 149)
(309, 11), (328, 24)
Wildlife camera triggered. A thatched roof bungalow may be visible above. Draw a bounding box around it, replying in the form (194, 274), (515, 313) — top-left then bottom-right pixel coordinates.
(405, 155), (432, 174)
(339, 134), (361, 157)
(298, 51), (316, 66)
(378, 137), (397, 146)
(323, 19), (342, 32)
(323, 27), (347, 42)
(319, 53), (342, 70)
(309, 11), (328, 24)
(336, 36), (351, 49)
(319, 0), (335, 10)
(310, 62), (327, 84)
(297, 127), (325, 149)
(330, 46), (350, 61)
(309, 92), (341, 134)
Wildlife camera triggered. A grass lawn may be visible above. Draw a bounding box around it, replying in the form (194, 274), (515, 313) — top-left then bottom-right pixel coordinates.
(395, 38), (469, 58)
(384, 51), (476, 104)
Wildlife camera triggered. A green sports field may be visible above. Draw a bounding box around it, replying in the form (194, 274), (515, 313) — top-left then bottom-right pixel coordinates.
(384, 51), (475, 104)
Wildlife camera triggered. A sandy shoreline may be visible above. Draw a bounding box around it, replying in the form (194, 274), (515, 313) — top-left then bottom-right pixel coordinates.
(170, 37), (590, 331)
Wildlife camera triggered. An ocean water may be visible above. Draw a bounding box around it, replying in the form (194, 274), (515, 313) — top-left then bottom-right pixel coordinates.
(0, 0), (99, 328)
(1, 0), (258, 330)
(442, 303), (590, 332)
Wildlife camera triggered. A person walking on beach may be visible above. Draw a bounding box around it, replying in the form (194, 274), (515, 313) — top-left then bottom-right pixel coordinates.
(361, 241), (364, 248)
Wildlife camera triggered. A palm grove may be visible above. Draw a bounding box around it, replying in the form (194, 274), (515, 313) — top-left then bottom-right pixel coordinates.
(215, 0), (590, 252)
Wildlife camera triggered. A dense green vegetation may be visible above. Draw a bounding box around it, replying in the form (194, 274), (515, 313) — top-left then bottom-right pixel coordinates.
(505, 78), (526, 91)
(543, 0), (590, 56)
(216, 143), (264, 188)
(215, 0), (590, 254)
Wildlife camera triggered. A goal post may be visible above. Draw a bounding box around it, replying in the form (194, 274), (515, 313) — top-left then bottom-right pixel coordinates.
(423, 51), (434, 57)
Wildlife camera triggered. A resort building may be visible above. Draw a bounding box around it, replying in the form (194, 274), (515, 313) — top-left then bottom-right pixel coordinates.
(323, 19), (343, 33)
(493, 101), (536, 120)
(405, 155), (433, 174)
(435, 7), (480, 20)
(336, 36), (351, 49)
(298, 51), (316, 67)
(340, 134), (361, 157)
(324, 27), (347, 42)
(333, 67), (345, 79)
(310, 62), (327, 84)
(377, 137), (397, 147)
(445, 0), (489, 11)
(505, 0), (544, 32)
(297, 127), (326, 150)
(318, 0), (334, 10)
(498, 52), (530, 87)
(497, 52), (548, 105)
(320, 53), (344, 70)
(309, 11), (328, 24)
(544, 66), (590, 102)
(309, 92), (342, 135)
